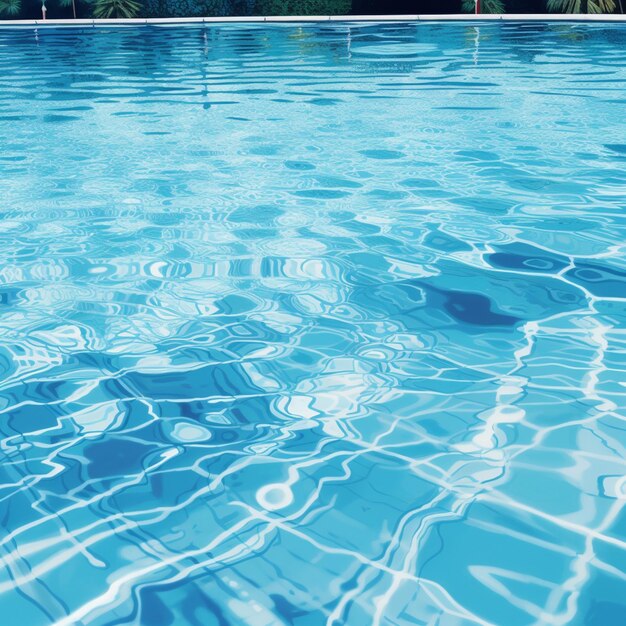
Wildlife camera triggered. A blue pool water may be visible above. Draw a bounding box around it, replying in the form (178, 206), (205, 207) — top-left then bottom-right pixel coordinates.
(0, 20), (625, 626)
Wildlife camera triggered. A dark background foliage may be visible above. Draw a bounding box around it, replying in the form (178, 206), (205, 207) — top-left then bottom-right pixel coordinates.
(0, 0), (620, 23)
(144, 0), (231, 17)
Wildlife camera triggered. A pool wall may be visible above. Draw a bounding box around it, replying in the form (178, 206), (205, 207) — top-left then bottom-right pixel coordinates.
(1, 13), (626, 26)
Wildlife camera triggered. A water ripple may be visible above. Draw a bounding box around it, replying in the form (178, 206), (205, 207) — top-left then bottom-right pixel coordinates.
(0, 20), (625, 626)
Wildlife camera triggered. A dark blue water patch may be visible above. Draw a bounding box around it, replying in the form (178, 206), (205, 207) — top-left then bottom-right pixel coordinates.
(0, 349), (15, 379)
(438, 260), (585, 311)
(159, 399), (215, 422)
(170, 585), (228, 626)
(42, 114), (79, 123)
(143, 470), (207, 509)
(123, 362), (263, 401)
(308, 97), (342, 106)
(0, 287), (21, 306)
(604, 144), (626, 155)
(37, 455), (91, 501)
(1, 378), (81, 406)
(136, 588), (175, 626)
(284, 160), (316, 171)
(399, 178), (441, 189)
(487, 242), (569, 273)
(455, 150), (500, 161)
(352, 258), (587, 331)
(286, 91), (320, 97)
(580, 569), (626, 626)
(0, 115), (37, 121)
(212, 293), (260, 315)
(585, 601), (626, 626)
(407, 280), (522, 327)
(160, 396), (274, 433)
(8, 402), (65, 435)
(66, 348), (116, 374)
(565, 261), (626, 297)
(0, 166), (27, 175)
(83, 438), (159, 480)
(270, 593), (327, 624)
(102, 575), (230, 626)
(179, 584), (230, 626)
(248, 145), (281, 156)
(112, 111), (159, 117)
(50, 105), (93, 112)
(0, 486), (48, 538)
(436, 106), (500, 111)
(234, 88), (277, 95)
(366, 189), (408, 200)
(440, 289), (521, 326)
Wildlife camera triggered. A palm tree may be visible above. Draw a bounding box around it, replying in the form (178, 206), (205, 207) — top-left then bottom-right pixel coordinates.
(461, 0), (505, 13)
(255, 0), (351, 15)
(58, 0), (79, 17)
(92, 0), (141, 17)
(0, 0), (21, 16)
(0, 0), (87, 17)
(547, 0), (616, 11)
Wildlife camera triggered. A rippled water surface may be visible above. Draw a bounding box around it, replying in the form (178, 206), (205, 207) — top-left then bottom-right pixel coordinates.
(0, 20), (625, 626)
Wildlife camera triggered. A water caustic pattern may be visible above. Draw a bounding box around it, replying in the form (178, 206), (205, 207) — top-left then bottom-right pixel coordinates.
(0, 20), (625, 626)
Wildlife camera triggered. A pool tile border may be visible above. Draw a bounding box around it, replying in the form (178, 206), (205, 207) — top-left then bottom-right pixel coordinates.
(1, 14), (625, 27)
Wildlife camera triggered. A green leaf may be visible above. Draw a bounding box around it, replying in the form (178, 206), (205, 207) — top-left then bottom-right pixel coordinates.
(93, 0), (142, 17)
(462, 0), (506, 13)
(0, 0), (21, 16)
(547, 0), (615, 11)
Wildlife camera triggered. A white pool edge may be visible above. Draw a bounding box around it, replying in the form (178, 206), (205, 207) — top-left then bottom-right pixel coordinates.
(1, 14), (626, 27)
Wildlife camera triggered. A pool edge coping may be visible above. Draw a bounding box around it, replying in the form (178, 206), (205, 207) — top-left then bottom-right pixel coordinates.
(1, 14), (626, 27)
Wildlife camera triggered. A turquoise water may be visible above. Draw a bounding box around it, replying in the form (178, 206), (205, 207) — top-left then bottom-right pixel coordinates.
(0, 20), (625, 626)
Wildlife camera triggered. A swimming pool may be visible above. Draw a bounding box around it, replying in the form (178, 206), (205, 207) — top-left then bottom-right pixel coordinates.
(0, 19), (625, 626)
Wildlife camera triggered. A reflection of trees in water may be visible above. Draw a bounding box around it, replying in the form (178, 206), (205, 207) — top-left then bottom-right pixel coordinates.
(456, 21), (617, 66)
(3, 21), (624, 107)
(129, 22), (626, 82)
